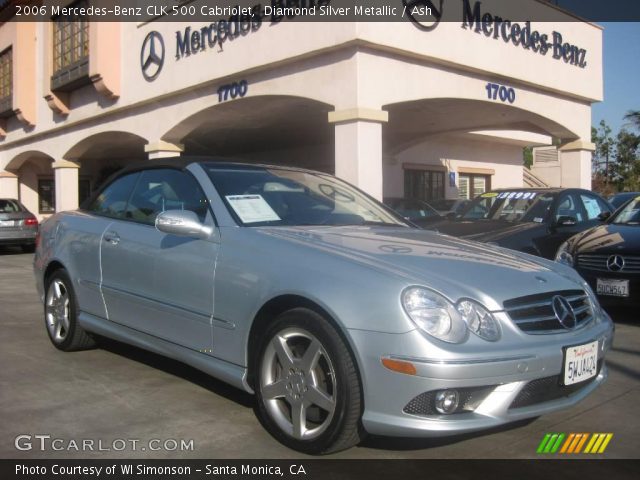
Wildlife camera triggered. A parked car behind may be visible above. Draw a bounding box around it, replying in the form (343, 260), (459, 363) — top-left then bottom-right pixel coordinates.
(428, 188), (613, 259)
(383, 197), (443, 227)
(556, 194), (640, 307)
(429, 198), (471, 217)
(608, 192), (640, 210)
(0, 198), (38, 252)
(34, 159), (614, 454)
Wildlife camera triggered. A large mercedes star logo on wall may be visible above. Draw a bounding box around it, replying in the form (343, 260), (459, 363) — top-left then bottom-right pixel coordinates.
(403, 0), (444, 31)
(140, 31), (165, 81)
(551, 295), (577, 330)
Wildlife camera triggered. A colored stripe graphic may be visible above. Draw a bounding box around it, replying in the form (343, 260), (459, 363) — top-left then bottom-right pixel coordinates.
(560, 433), (575, 453)
(574, 433), (589, 453)
(537, 433), (565, 453)
(537, 433), (552, 453)
(539, 433), (613, 454)
(584, 434), (614, 453)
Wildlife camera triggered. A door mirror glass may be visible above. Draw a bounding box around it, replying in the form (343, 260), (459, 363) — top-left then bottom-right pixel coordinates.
(156, 210), (212, 239)
(556, 215), (577, 227)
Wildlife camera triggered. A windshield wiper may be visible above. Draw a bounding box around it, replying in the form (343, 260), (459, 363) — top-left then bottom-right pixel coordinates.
(360, 221), (407, 227)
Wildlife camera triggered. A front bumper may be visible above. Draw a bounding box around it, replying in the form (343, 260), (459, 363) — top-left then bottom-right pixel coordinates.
(348, 313), (614, 437)
(577, 268), (640, 307)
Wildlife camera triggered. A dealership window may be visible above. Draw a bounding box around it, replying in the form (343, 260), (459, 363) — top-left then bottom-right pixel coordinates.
(458, 173), (491, 200)
(404, 169), (445, 201)
(51, 0), (90, 91)
(0, 47), (12, 117)
(38, 179), (56, 213)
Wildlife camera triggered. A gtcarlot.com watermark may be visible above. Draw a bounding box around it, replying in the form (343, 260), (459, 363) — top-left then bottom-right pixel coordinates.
(14, 434), (195, 452)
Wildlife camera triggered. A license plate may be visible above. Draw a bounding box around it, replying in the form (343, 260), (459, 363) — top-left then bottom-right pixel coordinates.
(597, 278), (629, 297)
(563, 340), (599, 386)
(0, 220), (15, 227)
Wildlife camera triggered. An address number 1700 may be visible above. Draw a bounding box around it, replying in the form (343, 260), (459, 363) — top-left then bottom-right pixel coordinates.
(485, 82), (516, 104)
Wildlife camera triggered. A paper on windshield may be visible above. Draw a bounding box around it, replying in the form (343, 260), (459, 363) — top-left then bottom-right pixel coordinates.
(225, 195), (281, 223)
(582, 196), (601, 219)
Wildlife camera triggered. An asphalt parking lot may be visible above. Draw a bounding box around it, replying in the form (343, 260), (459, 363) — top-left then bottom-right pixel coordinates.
(1, 248), (639, 459)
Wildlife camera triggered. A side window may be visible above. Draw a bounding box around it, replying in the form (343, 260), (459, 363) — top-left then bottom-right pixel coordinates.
(579, 194), (609, 220)
(555, 193), (585, 223)
(464, 198), (492, 219)
(88, 173), (139, 218)
(124, 169), (209, 226)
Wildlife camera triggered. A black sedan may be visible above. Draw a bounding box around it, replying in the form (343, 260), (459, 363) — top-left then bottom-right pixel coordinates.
(556, 195), (640, 306)
(428, 188), (613, 259)
(608, 192), (640, 210)
(383, 197), (443, 227)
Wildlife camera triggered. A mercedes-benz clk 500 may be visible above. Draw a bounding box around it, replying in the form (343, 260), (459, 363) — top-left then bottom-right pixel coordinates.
(34, 158), (614, 454)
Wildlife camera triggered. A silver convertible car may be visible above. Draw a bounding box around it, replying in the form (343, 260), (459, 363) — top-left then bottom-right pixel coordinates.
(34, 158), (614, 454)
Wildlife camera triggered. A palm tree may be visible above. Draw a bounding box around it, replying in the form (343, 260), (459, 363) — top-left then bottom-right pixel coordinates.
(625, 110), (640, 130)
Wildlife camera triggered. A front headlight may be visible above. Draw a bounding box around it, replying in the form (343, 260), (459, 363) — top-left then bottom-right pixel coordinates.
(579, 278), (602, 317)
(555, 241), (574, 266)
(402, 287), (467, 343)
(402, 288), (501, 343)
(456, 300), (501, 341)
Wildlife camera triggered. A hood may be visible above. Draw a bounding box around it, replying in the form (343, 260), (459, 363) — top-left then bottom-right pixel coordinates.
(255, 225), (583, 310)
(570, 223), (640, 255)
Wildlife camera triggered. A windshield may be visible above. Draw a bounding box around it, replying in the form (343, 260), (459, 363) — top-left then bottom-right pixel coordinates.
(459, 191), (555, 223)
(611, 196), (640, 225)
(204, 165), (408, 227)
(385, 199), (439, 219)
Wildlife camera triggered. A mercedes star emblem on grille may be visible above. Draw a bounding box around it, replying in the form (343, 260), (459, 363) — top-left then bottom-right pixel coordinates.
(606, 255), (625, 272)
(551, 295), (577, 329)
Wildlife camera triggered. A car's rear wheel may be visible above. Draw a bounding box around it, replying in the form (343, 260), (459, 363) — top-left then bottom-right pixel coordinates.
(254, 308), (363, 454)
(44, 270), (96, 351)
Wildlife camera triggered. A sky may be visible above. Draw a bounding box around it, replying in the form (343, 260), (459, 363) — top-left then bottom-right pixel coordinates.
(590, 22), (640, 134)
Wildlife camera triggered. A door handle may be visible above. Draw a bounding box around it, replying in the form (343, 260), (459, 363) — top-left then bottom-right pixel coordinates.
(103, 231), (121, 245)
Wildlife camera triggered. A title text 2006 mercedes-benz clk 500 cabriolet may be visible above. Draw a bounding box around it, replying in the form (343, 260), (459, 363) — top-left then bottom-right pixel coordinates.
(34, 158), (614, 454)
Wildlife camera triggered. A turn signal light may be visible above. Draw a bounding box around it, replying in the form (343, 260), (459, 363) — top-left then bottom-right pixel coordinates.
(24, 217), (38, 226)
(381, 358), (417, 376)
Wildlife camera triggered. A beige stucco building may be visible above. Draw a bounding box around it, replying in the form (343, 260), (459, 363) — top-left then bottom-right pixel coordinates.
(0, 0), (601, 220)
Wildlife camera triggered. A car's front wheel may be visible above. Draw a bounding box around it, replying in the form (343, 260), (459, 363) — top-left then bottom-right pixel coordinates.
(44, 269), (96, 351)
(254, 308), (363, 454)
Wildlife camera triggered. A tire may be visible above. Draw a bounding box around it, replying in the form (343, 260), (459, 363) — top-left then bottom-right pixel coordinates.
(254, 308), (363, 454)
(44, 269), (96, 351)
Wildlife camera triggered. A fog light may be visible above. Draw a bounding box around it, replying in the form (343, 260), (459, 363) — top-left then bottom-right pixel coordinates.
(435, 389), (460, 414)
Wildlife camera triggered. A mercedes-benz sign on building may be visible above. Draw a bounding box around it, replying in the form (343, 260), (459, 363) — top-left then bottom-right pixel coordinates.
(0, 0), (601, 219)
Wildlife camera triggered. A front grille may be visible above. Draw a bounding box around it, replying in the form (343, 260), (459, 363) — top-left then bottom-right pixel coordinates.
(577, 254), (640, 273)
(503, 290), (593, 334)
(509, 360), (603, 409)
(403, 386), (496, 416)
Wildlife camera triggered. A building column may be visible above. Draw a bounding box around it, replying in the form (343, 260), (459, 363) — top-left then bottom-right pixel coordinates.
(329, 108), (388, 200)
(52, 160), (80, 212)
(144, 140), (184, 160)
(0, 171), (19, 199)
(559, 140), (595, 189)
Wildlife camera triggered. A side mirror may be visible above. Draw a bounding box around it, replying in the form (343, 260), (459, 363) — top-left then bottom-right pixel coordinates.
(556, 215), (577, 227)
(445, 211), (457, 220)
(155, 210), (212, 240)
(597, 211), (611, 221)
